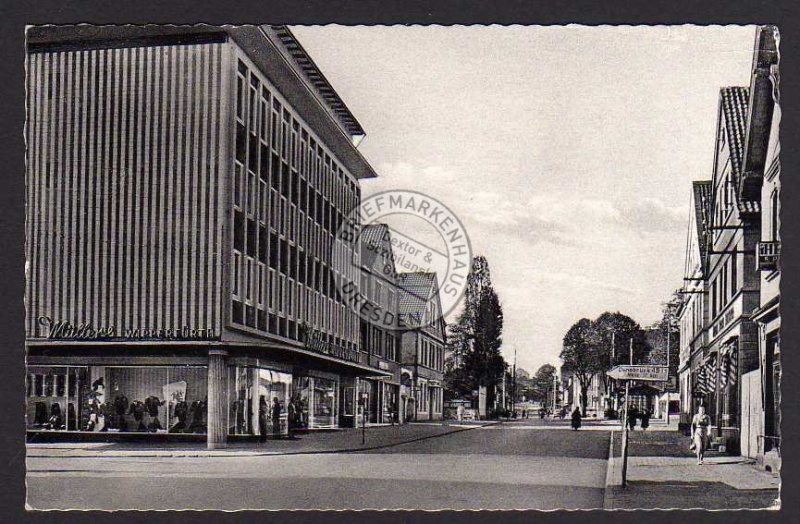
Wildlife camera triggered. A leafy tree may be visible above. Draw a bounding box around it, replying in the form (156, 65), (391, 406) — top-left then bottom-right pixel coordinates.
(560, 318), (603, 416)
(646, 294), (682, 379)
(444, 256), (506, 409)
(593, 312), (650, 407)
(526, 364), (557, 405)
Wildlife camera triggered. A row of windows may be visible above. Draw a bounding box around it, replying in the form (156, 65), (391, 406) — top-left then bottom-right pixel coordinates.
(234, 59), (358, 220)
(231, 251), (359, 344)
(416, 384), (443, 414)
(711, 254), (738, 321)
(229, 56), (364, 345)
(360, 322), (399, 362)
(420, 339), (444, 371)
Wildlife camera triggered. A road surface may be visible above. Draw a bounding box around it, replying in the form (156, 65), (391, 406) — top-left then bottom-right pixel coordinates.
(27, 420), (612, 510)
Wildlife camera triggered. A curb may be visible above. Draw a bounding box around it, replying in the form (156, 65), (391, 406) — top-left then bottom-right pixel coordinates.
(27, 421), (501, 459)
(603, 430), (619, 510)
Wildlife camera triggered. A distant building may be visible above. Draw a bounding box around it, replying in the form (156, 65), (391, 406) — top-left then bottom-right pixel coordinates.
(397, 273), (446, 421)
(677, 181), (712, 429)
(358, 224), (401, 424)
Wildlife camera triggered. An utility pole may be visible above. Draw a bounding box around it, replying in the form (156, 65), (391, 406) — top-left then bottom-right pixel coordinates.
(621, 337), (634, 487)
(609, 330), (616, 411)
(553, 373), (557, 413)
(512, 346), (517, 415)
(666, 321), (671, 425)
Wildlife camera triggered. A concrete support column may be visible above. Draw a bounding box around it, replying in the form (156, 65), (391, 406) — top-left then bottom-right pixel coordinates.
(207, 349), (229, 450)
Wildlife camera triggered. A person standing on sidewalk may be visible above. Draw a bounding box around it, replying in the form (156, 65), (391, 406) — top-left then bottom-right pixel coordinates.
(640, 408), (650, 430)
(691, 406), (711, 465)
(272, 397), (283, 438)
(258, 396), (269, 443)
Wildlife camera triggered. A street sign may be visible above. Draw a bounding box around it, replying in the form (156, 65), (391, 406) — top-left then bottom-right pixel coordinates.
(607, 365), (668, 382)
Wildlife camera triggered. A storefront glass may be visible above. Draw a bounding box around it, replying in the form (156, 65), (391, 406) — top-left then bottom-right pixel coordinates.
(293, 376), (339, 429)
(26, 365), (208, 433)
(228, 366), (291, 437)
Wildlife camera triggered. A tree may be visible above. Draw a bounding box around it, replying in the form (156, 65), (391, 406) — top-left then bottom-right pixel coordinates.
(527, 364), (557, 406)
(560, 313), (650, 415)
(646, 294), (682, 378)
(592, 312), (650, 409)
(560, 318), (603, 416)
(444, 256), (507, 409)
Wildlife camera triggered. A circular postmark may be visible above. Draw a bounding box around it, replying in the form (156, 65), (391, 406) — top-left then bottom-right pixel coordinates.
(333, 189), (472, 331)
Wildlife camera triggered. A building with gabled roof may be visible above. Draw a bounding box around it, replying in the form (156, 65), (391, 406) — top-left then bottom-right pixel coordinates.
(677, 180), (712, 429)
(700, 26), (778, 458)
(357, 224), (402, 424)
(396, 272), (447, 421)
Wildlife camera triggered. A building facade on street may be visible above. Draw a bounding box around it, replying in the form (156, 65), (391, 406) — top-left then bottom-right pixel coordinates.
(397, 273), (446, 421)
(357, 224), (401, 424)
(748, 26), (780, 468)
(677, 26), (779, 458)
(677, 181), (712, 430)
(25, 25), (390, 448)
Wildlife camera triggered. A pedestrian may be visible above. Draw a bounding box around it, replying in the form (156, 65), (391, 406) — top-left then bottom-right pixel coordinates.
(571, 406), (582, 430)
(273, 397), (283, 437)
(690, 405), (711, 465)
(258, 396), (268, 443)
(627, 406), (637, 431)
(522, 409), (527, 419)
(640, 408), (650, 430)
(457, 404), (464, 423)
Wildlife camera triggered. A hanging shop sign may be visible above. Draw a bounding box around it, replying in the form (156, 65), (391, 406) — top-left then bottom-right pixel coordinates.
(38, 316), (218, 341)
(607, 365), (669, 382)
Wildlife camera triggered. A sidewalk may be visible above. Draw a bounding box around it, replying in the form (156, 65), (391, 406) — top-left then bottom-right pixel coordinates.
(26, 420), (495, 458)
(604, 429), (781, 510)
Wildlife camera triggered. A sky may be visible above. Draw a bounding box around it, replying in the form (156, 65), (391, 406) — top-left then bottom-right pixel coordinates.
(291, 25), (757, 375)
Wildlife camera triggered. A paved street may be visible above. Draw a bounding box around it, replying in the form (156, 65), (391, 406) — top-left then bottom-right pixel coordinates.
(27, 420), (612, 510)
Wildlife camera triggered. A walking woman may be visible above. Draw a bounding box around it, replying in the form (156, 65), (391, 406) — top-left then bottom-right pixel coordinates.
(691, 405), (711, 465)
(571, 406), (582, 430)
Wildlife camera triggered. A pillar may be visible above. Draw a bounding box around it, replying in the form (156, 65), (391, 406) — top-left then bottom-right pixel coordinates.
(207, 349), (228, 449)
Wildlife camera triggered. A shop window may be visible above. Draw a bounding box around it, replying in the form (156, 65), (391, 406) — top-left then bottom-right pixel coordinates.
(292, 376), (339, 430)
(229, 367), (292, 437)
(27, 366), (208, 434)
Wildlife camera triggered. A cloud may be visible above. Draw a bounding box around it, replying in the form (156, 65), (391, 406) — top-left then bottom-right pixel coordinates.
(617, 197), (687, 233)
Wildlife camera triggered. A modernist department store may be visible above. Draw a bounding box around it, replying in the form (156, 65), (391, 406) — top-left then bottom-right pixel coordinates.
(25, 25), (390, 446)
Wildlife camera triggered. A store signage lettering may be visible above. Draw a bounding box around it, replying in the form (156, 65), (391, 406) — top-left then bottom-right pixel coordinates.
(38, 316), (217, 341)
(304, 329), (360, 363)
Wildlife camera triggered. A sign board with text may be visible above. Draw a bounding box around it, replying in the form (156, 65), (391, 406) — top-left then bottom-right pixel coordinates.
(607, 365), (668, 382)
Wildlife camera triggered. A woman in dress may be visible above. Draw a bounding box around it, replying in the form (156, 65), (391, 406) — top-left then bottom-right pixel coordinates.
(571, 406), (582, 430)
(691, 405), (711, 465)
